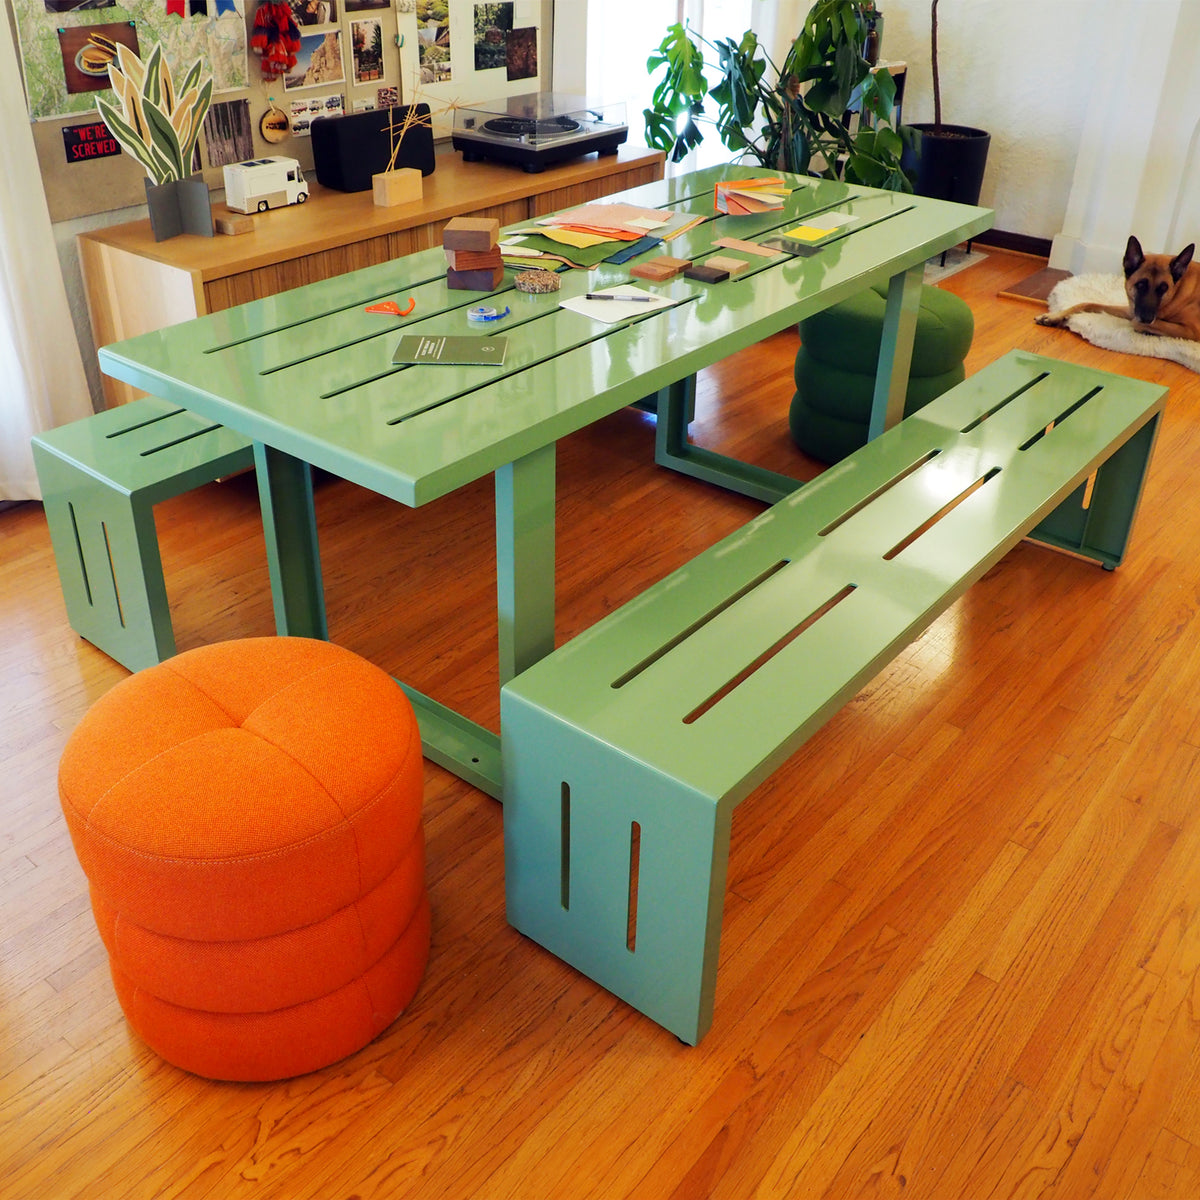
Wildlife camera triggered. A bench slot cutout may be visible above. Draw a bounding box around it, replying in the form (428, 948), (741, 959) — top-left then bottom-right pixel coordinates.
(627, 821), (641, 952)
(611, 560), (790, 690)
(682, 584), (857, 724)
(1019, 386), (1103, 451)
(105, 408), (184, 438)
(69, 503), (93, 606)
(882, 468), (1001, 561)
(140, 425), (224, 457)
(818, 451), (940, 538)
(560, 783), (571, 911)
(102, 522), (125, 627)
(959, 372), (1048, 433)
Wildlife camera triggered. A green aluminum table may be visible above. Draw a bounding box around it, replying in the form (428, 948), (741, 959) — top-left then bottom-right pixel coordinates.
(97, 164), (993, 797)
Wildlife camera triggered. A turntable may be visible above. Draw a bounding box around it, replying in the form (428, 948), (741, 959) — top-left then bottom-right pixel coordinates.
(452, 93), (628, 173)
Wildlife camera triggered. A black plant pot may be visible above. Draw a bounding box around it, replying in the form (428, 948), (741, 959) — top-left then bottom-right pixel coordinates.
(902, 123), (990, 206)
(145, 175), (214, 242)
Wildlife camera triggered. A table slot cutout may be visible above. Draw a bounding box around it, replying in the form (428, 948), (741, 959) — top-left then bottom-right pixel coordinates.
(682, 583), (857, 724)
(375, 297), (701, 425)
(204, 273), (449, 354)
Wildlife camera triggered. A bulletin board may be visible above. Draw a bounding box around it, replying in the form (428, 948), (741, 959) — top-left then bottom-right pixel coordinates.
(16, 0), (552, 221)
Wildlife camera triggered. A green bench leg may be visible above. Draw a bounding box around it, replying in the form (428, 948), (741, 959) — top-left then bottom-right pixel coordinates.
(34, 445), (175, 672)
(503, 697), (732, 1045)
(1029, 411), (1161, 569)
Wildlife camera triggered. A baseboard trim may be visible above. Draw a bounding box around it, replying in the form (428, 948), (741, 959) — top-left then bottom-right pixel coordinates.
(974, 229), (1053, 258)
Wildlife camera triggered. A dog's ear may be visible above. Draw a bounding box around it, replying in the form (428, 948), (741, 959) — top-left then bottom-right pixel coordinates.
(1124, 236), (1145, 276)
(1171, 243), (1195, 282)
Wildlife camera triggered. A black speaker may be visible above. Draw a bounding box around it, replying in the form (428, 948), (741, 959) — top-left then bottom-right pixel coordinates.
(310, 105), (435, 192)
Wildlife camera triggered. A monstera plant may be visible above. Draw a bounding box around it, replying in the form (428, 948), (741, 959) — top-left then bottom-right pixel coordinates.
(96, 44), (213, 186)
(644, 0), (909, 190)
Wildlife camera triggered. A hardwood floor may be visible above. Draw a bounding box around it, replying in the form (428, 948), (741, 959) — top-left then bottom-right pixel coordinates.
(5, 248), (1200, 1198)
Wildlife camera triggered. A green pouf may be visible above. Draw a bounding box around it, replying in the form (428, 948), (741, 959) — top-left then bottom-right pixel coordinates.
(790, 282), (974, 462)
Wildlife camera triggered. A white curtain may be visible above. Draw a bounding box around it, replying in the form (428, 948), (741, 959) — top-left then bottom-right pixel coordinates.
(749, 1), (808, 70)
(584, 0), (756, 155)
(1, 15), (93, 501)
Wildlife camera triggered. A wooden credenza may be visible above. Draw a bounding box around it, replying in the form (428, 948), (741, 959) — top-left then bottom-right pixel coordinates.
(79, 145), (665, 407)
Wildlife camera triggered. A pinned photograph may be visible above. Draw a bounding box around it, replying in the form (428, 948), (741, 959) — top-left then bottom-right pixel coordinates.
(376, 85), (399, 108)
(57, 22), (138, 96)
(291, 0), (337, 26)
(351, 17), (384, 84)
(505, 26), (537, 81)
(416, 0), (451, 83)
(284, 29), (345, 91)
(288, 92), (343, 135)
(203, 98), (255, 167)
(45, 0), (114, 11)
(473, 2), (512, 71)
(345, 0), (389, 10)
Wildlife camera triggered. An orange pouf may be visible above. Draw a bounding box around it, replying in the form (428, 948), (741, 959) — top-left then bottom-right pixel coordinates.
(59, 637), (429, 1081)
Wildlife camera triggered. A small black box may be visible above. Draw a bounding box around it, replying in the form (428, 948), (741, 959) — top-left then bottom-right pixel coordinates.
(310, 105), (435, 193)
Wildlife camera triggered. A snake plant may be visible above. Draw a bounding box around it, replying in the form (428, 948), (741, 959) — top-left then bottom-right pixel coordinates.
(96, 45), (214, 186)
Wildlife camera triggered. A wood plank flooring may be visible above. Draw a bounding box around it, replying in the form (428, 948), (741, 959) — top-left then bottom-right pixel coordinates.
(4, 248), (1200, 1198)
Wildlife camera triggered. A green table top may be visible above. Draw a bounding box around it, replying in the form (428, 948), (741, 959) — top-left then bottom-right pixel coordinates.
(98, 165), (993, 508)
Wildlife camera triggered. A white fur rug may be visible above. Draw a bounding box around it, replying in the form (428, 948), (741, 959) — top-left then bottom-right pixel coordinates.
(1047, 273), (1200, 372)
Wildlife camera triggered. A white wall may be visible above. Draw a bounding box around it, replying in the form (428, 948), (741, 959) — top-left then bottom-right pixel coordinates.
(871, 0), (1095, 241)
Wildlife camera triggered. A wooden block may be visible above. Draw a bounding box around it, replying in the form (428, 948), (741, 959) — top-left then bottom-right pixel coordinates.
(684, 264), (730, 284)
(214, 213), (254, 236)
(705, 254), (751, 277)
(443, 217), (501, 251)
(445, 246), (505, 271)
(447, 264), (506, 291)
(713, 236), (781, 259)
(373, 168), (423, 208)
(630, 256), (692, 281)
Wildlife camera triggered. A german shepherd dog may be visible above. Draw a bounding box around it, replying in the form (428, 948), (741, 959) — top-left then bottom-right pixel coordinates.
(1037, 236), (1200, 341)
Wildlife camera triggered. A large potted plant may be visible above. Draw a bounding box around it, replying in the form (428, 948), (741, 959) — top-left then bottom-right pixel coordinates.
(96, 44), (215, 241)
(644, 0), (910, 191)
(901, 0), (990, 205)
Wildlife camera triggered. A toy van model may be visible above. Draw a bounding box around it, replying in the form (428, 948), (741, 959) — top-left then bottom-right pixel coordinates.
(223, 157), (309, 214)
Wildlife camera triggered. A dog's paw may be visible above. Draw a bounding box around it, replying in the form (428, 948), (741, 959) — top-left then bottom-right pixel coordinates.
(1035, 313), (1066, 327)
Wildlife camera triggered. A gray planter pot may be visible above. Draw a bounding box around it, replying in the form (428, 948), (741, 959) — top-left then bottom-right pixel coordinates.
(145, 175), (214, 242)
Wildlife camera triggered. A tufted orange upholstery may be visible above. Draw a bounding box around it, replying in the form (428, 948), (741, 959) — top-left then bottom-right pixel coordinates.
(59, 637), (430, 1081)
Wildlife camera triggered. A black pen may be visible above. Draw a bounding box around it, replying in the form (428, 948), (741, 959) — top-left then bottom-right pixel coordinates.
(585, 292), (657, 302)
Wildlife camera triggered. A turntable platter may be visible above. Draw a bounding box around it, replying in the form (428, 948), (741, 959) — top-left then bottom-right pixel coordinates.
(482, 115), (582, 140)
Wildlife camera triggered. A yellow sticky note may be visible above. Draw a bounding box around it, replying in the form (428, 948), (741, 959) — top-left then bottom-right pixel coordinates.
(781, 225), (829, 242)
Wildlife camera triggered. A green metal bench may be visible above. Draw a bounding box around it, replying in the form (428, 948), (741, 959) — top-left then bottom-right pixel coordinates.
(32, 397), (255, 673)
(500, 350), (1167, 1044)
